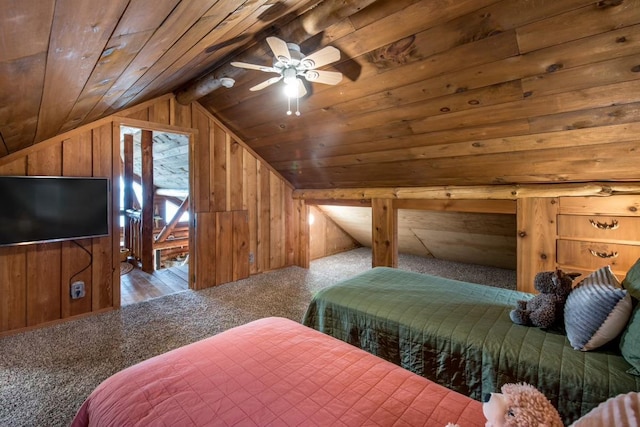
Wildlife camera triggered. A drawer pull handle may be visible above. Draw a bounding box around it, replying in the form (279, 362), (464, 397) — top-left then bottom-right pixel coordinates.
(589, 219), (619, 230)
(589, 249), (619, 259)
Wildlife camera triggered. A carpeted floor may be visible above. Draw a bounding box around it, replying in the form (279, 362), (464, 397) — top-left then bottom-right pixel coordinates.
(0, 248), (515, 426)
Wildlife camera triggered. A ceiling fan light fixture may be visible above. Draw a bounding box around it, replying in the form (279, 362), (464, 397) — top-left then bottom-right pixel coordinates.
(283, 79), (302, 98)
(231, 36), (343, 117)
(282, 68), (297, 86)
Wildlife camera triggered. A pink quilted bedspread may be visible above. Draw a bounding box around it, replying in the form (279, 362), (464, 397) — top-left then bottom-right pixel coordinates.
(72, 317), (483, 426)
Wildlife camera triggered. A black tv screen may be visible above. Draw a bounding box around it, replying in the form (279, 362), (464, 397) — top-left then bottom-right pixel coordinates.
(0, 176), (110, 247)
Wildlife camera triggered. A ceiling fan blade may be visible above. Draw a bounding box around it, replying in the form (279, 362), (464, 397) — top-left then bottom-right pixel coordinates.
(300, 46), (341, 69)
(304, 70), (343, 85)
(266, 36), (291, 64)
(250, 76), (283, 91)
(230, 61), (277, 73)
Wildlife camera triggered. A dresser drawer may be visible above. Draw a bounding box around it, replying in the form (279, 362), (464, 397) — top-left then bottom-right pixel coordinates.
(558, 215), (640, 244)
(557, 239), (640, 274)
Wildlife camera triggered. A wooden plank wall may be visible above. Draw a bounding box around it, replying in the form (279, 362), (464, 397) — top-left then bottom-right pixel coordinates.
(308, 205), (360, 260)
(0, 94), (305, 334)
(188, 103), (305, 287)
(0, 122), (116, 333)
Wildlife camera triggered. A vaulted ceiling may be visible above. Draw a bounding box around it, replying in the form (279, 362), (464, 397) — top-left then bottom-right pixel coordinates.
(1, 0), (639, 190)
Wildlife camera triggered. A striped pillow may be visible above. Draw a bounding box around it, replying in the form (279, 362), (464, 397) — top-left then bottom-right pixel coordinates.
(565, 266), (632, 351)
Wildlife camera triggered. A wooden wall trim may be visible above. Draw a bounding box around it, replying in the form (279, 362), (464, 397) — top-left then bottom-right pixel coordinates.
(394, 199), (516, 214)
(294, 182), (640, 201)
(113, 117), (196, 136)
(112, 93), (174, 118)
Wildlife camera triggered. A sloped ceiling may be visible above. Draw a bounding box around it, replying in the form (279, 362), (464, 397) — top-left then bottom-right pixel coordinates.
(120, 127), (189, 192)
(1, 0), (639, 190)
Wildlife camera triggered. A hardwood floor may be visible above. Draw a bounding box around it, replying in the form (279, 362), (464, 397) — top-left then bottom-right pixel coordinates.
(120, 263), (189, 306)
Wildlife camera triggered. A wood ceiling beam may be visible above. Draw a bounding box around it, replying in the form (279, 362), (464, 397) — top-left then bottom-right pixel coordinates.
(156, 196), (189, 244)
(174, 0), (380, 105)
(293, 183), (640, 201)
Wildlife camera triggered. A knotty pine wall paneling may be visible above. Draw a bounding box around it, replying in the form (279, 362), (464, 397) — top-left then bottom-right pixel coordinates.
(232, 210), (250, 281)
(61, 131), (93, 319)
(0, 158), (28, 331)
(309, 205), (360, 260)
(0, 94), (305, 334)
(372, 198), (398, 268)
(92, 123), (117, 311)
(26, 143), (63, 326)
(0, 122), (118, 334)
(189, 103), (304, 283)
(215, 211), (234, 285)
(516, 198), (558, 293)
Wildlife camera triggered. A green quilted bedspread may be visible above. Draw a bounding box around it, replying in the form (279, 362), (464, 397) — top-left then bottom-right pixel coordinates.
(302, 267), (640, 424)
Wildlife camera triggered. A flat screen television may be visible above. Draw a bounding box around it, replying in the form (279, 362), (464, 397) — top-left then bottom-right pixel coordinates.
(0, 176), (110, 247)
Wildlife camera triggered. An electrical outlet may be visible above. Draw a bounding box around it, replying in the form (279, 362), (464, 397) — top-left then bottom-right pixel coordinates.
(71, 281), (85, 299)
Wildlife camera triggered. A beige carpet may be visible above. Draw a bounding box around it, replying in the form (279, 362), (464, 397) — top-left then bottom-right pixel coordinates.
(0, 248), (515, 426)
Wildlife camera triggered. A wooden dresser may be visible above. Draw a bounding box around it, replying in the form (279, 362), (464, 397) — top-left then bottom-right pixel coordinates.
(557, 196), (640, 281)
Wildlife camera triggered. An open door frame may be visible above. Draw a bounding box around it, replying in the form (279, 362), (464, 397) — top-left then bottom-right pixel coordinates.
(113, 118), (197, 297)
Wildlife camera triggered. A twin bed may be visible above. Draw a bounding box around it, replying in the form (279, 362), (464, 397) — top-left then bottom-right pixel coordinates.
(302, 267), (640, 424)
(72, 317), (483, 426)
(75, 265), (639, 425)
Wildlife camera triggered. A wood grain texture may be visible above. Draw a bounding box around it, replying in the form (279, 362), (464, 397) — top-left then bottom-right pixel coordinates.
(191, 106), (210, 213)
(244, 151), (259, 274)
(232, 210), (250, 281)
(215, 211), (233, 285)
(61, 131), (93, 318)
(229, 141), (244, 211)
(194, 212), (216, 290)
(0, 94), (304, 334)
(26, 143), (62, 325)
(0, 246), (27, 332)
(269, 171), (285, 270)
(516, 197), (558, 293)
(212, 123), (227, 212)
(309, 205), (360, 260)
(2, 0), (639, 195)
(35, 0), (129, 143)
(371, 198), (397, 268)
(140, 129), (154, 273)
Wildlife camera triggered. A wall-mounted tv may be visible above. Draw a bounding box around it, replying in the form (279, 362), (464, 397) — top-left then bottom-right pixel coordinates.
(0, 176), (110, 247)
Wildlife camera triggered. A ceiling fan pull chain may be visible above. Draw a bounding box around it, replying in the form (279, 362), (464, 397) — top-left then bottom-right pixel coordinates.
(286, 95), (292, 116)
(296, 95), (300, 116)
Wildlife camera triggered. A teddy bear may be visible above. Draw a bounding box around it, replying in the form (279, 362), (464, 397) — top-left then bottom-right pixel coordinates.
(446, 382), (563, 427)
(509, 269), (580, 329)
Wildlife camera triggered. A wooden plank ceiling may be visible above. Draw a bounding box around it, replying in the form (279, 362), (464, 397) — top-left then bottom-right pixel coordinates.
(1, 0), (639, 190)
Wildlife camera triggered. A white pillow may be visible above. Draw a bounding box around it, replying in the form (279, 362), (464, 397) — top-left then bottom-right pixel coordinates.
(570, 391), (640, 426)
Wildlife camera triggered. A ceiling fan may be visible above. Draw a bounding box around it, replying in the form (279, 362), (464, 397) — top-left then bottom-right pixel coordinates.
(230, 36), (343, 115)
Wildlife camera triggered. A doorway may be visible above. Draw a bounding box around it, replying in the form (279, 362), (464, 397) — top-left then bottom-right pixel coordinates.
(118, 125), (191, 305)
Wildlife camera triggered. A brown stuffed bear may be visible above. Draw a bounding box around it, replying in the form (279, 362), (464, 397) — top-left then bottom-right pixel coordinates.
(510, 269), (580, 329)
